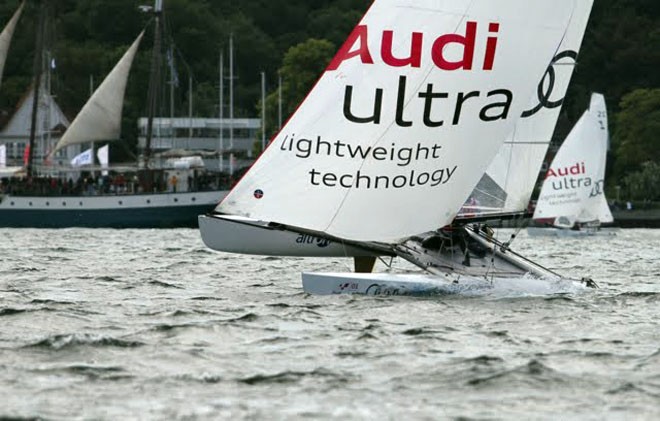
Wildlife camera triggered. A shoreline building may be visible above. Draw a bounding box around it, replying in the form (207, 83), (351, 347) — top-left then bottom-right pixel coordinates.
(137, 117), (260, 174)
(0, 85), (75, 177)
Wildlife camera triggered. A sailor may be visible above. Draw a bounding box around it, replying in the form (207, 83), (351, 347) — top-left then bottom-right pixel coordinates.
(170, 174), (178, 192)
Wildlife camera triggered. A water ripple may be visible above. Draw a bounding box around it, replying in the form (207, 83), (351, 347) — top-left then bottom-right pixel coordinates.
(0, 227), (658, 419)
(24, 334), (145, 350)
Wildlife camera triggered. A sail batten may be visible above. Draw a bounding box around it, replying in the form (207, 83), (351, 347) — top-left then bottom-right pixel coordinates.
(50, 31), (145, 155)
(0, 1), (24, 90)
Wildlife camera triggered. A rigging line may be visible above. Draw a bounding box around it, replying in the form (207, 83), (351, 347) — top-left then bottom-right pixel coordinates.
(477, 224), (498, 283)
(502, 122), (517, 196)
(378, 256), (394, 271)
(339, 241), (352, 272)
(490, 225), (501, 283)
(468, 224), (563, 278)
(508, 206), (532, 242)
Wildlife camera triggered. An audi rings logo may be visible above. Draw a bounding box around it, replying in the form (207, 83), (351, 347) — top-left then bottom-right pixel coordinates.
(590, 179), (605, 198)
(316, 238), (331, 248)
(522, 50), (578, 118)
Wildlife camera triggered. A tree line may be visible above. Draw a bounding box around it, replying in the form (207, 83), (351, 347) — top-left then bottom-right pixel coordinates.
(0, 0), (658, 200)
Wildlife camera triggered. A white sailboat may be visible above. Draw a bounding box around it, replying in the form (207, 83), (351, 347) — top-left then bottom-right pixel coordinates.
(199, 0), (598, 294)
(0, 1), (227, 228)
(529, 93), (615, 236)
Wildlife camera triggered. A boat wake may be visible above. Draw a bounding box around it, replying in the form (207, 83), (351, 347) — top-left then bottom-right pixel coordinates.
(441, 274), (589, 299)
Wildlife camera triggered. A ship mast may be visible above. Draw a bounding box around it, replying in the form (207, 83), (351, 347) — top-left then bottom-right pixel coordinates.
(144, 0), (163, 168)
(27, 0), (47, 178)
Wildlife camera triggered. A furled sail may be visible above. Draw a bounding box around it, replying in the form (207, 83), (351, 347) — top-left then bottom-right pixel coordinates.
(50, 31), (144, 155)
(533, 93), (612, 226)
(457, 0), (594, 220)
(217, 0), (578, 243)
(0, 1), (24, 90)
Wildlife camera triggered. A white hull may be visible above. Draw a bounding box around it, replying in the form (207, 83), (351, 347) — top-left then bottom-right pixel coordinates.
(198, 214), (378, 257)
(302, 272), (587, 296)
(527, 227), (617, 237)
(301, 226), (593, 295)
(303, 272), (468, 295)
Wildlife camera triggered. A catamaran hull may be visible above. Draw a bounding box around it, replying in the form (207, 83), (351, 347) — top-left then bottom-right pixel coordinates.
(198, 214), (378, 257)
(0, 191), (226, 228)
(303, 272), (465, 295)
(302, 272), (587, 296)
(527, 227), (617, 237)
(301, 226), (591, 295)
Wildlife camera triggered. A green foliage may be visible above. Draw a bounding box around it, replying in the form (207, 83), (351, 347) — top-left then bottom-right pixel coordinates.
(260, 38), (336, 145)
(612, 88), (660, 176)
(0, 0), (657, 171)
(564, 0), (660, 122)
(621, 161), (660, 201)
(280, 39), (336, 110)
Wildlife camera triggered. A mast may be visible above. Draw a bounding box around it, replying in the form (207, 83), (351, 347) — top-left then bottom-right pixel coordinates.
(144, 0), (163, 168)
(229, 34), (234, 160)
(169, 50), (174, 124)
(27, 0), (47, 178)
(88, 73), (94, 177)
(278, 74), (282, 130)
(218, 50), (224, 172)
(188, 74), (192, 148)
(261, 71), (265, 151)
(45, 50), (52, 166)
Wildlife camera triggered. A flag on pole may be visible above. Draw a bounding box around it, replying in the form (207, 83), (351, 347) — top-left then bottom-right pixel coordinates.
(71, 148), (93, 167)
(97, 144), (109, 176)
(23, 144), (30, 165)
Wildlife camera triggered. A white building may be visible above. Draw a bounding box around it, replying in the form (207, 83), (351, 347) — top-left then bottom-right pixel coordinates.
(0, 86), (76, 175)
(137, 117), (260, 172)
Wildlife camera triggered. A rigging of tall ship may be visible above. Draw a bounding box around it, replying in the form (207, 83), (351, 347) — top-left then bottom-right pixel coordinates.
(0, 0), (254, 228)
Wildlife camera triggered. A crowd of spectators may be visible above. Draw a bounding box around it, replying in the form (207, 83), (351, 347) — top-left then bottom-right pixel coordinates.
(0, 171), (233, 197)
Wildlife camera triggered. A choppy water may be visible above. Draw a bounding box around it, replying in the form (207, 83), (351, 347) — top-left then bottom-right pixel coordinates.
(0, 228), (658, 420)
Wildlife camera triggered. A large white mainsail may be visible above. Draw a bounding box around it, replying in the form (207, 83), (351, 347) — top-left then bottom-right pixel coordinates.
(216, 0), (578, 243)
(49, 31), (144, 156)
(0, 1), (24, 90)
(458, 0), (594, 220)
(533, 93), (612, 227)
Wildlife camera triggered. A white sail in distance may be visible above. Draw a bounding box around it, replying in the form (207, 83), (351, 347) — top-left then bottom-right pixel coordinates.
(533, 93), (612, 226)
(577, 94), (614, 225)
(0, 1), (24, 90)
(218, 0), (578, 243)
(458, 0), (594, 220)
(50, 31), (144, 156)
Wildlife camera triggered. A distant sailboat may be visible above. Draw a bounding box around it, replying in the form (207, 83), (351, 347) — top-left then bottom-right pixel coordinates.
(529, 93), (615, 236)
(199, 0), (598, 295)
